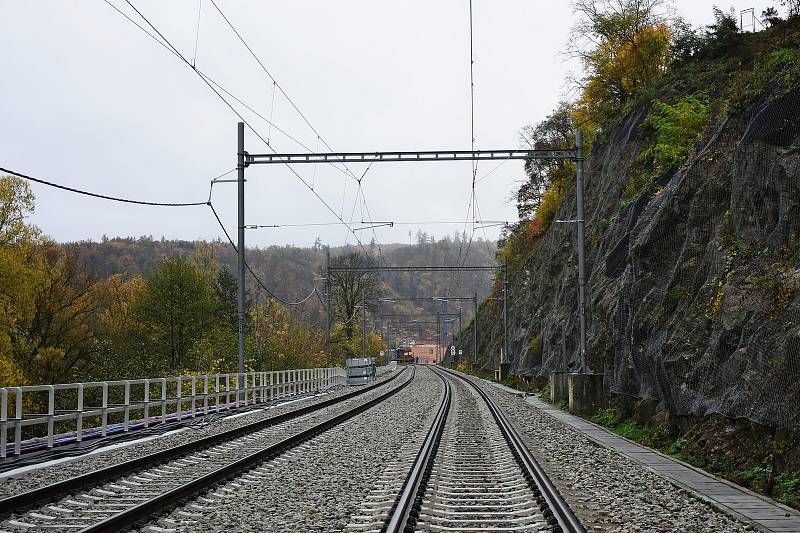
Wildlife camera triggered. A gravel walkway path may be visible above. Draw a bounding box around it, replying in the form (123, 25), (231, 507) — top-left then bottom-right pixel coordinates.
(146, 366), (443, 533)
(470, 377), (753, 533)
(0, 372), (398, 499)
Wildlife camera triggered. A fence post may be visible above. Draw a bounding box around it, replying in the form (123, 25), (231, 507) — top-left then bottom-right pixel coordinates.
(1, 388), (7, 458)
(123, 381), (131, 432)
(76, 383), (84, 441)
(143, 380), (150, 428)
(215, 374), (221, 411)
(160, 379), (167, 425)
(203, 376), (209, 416)
(14, 387), (22, 455)
(176, 376), (182, 421)
(260, 372), (266, 403)
(101, 383), (108, 437)
(191, 377), (197, 418)
(46, 385), (55, 449)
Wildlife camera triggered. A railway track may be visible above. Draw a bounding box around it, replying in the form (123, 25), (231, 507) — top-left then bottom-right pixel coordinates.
(0, 367), (413, 532)
(349, 367), (584, 533)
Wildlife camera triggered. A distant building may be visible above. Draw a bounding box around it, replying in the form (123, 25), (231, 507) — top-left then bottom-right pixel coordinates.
(409, 341), (446, 364)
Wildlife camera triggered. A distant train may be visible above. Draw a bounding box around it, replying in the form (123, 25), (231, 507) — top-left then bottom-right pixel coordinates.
(393, 346), (415, 365)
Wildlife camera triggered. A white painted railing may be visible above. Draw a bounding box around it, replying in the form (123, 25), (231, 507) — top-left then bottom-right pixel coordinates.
(0, 368), (347, 459)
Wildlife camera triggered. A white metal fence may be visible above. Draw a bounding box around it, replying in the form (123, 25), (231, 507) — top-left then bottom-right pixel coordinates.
(0, 368), (347, 459)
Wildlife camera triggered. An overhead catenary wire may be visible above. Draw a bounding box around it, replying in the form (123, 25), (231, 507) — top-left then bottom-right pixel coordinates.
(191, 0), (202, 67)
(0, 164), (315, 307)
(456, 0), (481, 281)
(207, 0), (359, 181)
(207, 0), (390, 260)
(0, 167), (209, 207)
(473, 192), (497, 258)
(208, 202), (318, 306)
(115, 0), (372, 257)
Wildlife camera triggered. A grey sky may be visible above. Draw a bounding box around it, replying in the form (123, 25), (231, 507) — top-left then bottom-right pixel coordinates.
(0, 1), (785, 248)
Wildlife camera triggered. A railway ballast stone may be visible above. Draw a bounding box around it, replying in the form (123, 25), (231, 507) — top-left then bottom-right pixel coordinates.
(476, 380), (754, 533)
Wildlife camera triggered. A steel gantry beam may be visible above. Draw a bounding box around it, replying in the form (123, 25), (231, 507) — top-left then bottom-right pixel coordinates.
(377, 296), (477, 301)
(379, 313), (462, 319)
(237, 123), (590, 375)
(245, 148), (577, 166)
(328, 265), (501, 273)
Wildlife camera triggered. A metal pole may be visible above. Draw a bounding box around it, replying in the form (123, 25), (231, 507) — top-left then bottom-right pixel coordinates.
(575, 130), (588, 373)
(378, 319), (384, 362)
(473, 293), (478, 365)
(436, 315), (440, 364)
(459, 308), (462, 345)
(361, 289), (366, 359)
(237, 122), (246, 390)
(503, 261), (509, 365)
(442, 298), (448, 350)
(325, 246), (332, 363)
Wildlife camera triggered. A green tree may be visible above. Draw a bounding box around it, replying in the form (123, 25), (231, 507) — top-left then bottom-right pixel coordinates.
(516, 103), (576, 219)
(133, 257), (218, 371)
(215, 266), (238, 327)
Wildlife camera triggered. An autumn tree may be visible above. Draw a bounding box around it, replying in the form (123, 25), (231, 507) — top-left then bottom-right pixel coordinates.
(0, 176), (39, 386)
(330, 322), (384, 362)
(569, 0), (673, 129)
(248, 298), (325, 370)
(18, 245), (115, 383)
(1, 177), (124, 384)
(92, 274), (149, 379)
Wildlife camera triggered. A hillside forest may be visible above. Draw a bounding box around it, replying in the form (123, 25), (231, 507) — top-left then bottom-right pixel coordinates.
(0, 176), (495, 387)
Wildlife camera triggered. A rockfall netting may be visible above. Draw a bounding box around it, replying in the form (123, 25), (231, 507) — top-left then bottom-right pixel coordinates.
(601, 89), (800, 428)
(466, 88), (799, 428)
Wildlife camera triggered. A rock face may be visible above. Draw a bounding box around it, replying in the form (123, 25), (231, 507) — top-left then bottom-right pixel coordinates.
(464, 88), (800, 428)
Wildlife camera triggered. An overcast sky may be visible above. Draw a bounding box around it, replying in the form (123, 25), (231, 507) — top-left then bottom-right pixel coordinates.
(0, 1), (786, 248)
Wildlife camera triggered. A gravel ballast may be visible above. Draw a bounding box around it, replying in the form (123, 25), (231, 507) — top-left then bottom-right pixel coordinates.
(0, 371), (400, 499)
(148, 366), (443, 533)
(470, 378), (753, 533)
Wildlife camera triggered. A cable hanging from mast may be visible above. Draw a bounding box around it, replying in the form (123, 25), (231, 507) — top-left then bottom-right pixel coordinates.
(116, 0), (372, 256)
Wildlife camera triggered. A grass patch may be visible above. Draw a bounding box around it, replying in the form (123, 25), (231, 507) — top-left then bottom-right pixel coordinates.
(776, 472), (800, 506)
(539, 387), (552, 403)
(588, 408), (800, 509)
(590, 408), (681, 453)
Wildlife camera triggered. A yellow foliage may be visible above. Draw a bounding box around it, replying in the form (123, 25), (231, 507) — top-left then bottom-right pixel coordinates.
(575, 23), (672, 129)
(536, 179), (566, 229)
(0, 355), (25, 388)
(499, 178), (567, 275)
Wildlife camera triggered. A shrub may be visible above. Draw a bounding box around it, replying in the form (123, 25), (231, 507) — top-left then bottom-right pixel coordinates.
(625, 93), (710, 203)
(642, 94), (710, 174)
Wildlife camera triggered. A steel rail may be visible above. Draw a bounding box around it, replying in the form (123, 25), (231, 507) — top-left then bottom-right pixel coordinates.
(81, 367), (416, 532)
(383, 367), (452, 532)
(0, 368), (406, 519)
(441, 368), (585, 533)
